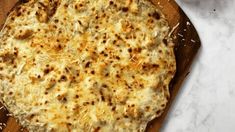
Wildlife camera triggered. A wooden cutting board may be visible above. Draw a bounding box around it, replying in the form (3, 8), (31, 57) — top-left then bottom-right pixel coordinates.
(0, 0), (201, 131)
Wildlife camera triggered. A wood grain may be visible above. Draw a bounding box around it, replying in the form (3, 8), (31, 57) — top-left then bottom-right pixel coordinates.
(0, 0), (17, 29)
(0, 0), (201, 131)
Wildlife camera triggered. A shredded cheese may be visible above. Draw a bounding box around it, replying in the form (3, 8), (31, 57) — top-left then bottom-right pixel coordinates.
(0, 0), (176, 131)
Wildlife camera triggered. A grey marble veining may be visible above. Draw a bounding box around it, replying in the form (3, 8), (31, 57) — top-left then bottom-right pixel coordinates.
(162, 0), (235, 132)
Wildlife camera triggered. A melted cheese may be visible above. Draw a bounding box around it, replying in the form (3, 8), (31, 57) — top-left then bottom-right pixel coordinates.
(0, 0), (176, 131)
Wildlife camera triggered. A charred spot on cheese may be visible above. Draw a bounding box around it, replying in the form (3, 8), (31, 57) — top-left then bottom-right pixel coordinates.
(43, 67), (54, 75)
(109, 1), (114, 5)
(57, 93), (67, 102)
(14, 29), (33, 39)
(0, 0), (176, 131)
(36, 0), (60, 23)
(74, 2), (87, 12)
(47, 0), (60, 18)
(59, 75), (67, 82)
(152, 11), (161, 20)
(163, 38), (168, 45)
(0, 52), (17, 64)
(36, 2), (48, 23)
(85, 61), (91, 68)
(122, 7), (129, 12)
(91, 70), (95, 74)
(19, 0), (31, 4)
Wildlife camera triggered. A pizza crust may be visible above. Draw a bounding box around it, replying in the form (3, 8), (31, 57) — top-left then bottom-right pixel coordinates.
(0, 0), (176, 131)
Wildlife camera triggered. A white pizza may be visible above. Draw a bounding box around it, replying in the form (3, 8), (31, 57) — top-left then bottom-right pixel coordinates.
(0, 0), (176, 131)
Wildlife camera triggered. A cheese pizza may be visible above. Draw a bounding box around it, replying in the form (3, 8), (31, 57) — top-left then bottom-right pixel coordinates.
(0, 0), (176, 131)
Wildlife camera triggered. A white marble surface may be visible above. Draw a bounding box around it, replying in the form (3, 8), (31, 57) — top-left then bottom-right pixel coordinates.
(162, 0), (235, 132)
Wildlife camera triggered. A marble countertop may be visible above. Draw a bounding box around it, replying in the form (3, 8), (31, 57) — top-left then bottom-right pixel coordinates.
(162, 0), (235, 132)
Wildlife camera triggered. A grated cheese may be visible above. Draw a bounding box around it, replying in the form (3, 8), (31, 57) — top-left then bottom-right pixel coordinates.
(0, 0), (176, 131)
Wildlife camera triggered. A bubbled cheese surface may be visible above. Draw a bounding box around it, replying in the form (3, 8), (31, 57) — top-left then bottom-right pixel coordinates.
(0, 0), (176, 131)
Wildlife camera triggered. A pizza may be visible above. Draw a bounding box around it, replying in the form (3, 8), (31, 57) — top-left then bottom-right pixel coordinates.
(0, 0), (176, 131)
